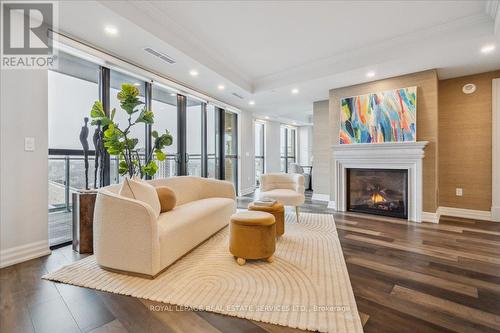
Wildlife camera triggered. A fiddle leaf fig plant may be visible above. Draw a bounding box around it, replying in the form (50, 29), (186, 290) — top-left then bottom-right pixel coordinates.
(90, 83), (173, 179)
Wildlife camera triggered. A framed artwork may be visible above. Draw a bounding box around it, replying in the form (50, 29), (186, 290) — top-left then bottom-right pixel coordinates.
(340, 86), (417, 144)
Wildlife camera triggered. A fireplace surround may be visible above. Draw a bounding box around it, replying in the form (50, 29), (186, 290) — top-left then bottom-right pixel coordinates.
(331, 142), (428, 222)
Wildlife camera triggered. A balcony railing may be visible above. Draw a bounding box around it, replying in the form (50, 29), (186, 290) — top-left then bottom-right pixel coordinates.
(48, 151), (218, 211)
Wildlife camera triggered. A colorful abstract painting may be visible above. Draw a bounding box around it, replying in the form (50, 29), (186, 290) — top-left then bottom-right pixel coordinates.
(339, 86), (417, 144)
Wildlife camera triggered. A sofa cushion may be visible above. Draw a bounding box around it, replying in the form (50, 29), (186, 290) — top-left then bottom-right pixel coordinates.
(156, 186), (176, 212)
(157, 197), (235, 267)
(119, 177), (161, 217)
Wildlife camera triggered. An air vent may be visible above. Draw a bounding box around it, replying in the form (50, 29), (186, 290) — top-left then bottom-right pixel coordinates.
(144, 47), (176, 64)
(231, 92), (244, 99)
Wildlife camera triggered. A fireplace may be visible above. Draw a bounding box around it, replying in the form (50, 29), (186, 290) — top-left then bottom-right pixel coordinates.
(347, 168), (408, 219)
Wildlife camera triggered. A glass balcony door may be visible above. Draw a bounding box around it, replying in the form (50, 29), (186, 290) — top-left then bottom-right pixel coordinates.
(255, 121), (265, 185)
(280, 126), (296, 173)
(224, 111), (238, 192)
(151, 83), (178, 178)
(186, 97), (203, 176)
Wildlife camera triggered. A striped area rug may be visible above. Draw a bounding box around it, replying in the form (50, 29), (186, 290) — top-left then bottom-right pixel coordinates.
(43, 212), (362, 333)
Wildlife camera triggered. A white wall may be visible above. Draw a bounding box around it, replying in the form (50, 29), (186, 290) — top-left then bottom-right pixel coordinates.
(238, 110), (255, 195)
(312, 100), (330, 198)
(1, 69), (51, 268)
(265, 120), (282, 173)
(298, 125), (313, 165)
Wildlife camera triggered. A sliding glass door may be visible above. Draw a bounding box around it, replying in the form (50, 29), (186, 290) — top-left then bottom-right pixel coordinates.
(224, 111), (238, 191)
(280, 126), (296, 173)
(206, 105), (217, 178)
(186, 97), (203, 176)
(151, 83), (177, 178)
(255, 121), (265, 185)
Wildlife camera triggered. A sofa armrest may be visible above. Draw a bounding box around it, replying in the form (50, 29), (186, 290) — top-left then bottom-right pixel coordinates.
(93, 190), (160, 276)
(199, 178), (236, 200)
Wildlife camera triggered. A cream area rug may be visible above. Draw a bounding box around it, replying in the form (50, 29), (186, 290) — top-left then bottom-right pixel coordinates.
(43, 212), (362, 333)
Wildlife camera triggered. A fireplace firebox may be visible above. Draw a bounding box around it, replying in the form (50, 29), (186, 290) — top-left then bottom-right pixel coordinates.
(347, 168), (408, 219)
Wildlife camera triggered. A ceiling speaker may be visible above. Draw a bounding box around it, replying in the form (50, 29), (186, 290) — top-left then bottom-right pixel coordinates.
(462, 83), (476, 94)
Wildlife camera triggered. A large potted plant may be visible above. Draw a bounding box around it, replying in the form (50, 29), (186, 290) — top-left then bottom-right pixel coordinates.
(90, 83), (173, 179)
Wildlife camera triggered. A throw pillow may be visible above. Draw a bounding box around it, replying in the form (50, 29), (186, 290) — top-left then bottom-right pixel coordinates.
(119, 177), (161, 217)
(156, 186), (177, 213)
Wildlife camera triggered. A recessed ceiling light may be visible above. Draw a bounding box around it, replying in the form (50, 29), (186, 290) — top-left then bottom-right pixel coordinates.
(217, 84), (225, 91)
(480, 44), (495, 54)
(170, 93), (176, 97)
(189, 69), (199, 77)
(291, 88), (299, 94)
(249, 100), (255, 105)
(366, 71), (375, 78)
(104, 25), (118, 36)
(265, 116), (270, 119)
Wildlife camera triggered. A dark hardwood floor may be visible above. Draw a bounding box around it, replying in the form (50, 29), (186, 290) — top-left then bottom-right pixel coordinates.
(1, 191), (500, 333)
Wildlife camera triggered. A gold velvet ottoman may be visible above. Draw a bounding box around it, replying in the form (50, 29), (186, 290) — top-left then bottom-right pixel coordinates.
(248, 202), (285, 236)
(229, 211), (276, 266)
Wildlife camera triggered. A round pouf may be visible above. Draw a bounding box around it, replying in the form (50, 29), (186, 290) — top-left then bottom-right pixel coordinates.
(248, 202), (285, 236)
(229, 211), (276, 265)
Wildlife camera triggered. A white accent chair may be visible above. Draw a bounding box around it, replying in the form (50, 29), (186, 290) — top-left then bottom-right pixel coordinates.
(258, 173), (305, 222)
(93, 176), (236, 278)
(289, 163), (311, 190)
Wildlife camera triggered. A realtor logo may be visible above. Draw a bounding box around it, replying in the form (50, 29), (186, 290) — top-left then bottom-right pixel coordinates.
(1, 1), (57, 68)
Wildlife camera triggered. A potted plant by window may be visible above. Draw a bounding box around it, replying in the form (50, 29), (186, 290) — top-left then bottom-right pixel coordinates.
(90, 83), (173, 179)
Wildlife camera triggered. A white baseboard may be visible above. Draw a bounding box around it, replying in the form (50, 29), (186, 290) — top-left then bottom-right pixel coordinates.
(438, 206), (493, 222)
(491, 206), (500, 222)
(312, 193), (330, 202)
(327, 201), (336, 209)
(421, 211), (440, 223)
(0, 240), (51, 268)
(239, 186), (256, 196)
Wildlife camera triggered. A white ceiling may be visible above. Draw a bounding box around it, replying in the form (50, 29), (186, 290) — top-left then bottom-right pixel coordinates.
(57, 0), (500, 124)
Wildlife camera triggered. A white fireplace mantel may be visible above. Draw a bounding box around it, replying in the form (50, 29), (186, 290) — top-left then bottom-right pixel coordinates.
(331, 141), (429, 222)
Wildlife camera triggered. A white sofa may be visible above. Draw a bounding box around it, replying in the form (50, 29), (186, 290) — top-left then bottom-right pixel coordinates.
(258, 173), (305, 221)
(93, 176), (236, 278)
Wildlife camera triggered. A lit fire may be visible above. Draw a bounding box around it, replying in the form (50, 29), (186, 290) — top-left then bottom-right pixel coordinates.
(371, 192), (386, 203)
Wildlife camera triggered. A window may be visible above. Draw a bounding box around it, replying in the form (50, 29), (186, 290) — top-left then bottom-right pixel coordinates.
(255, 121), (265, 185)
(224, 111), (238, 190)
(186, 97), (203, 176)
(287, 127), (296, 171)
(151, 83), (177, 178)
(207, 104), (217, 178)
(280, 126), (296, 173)
(48, 50), (100, 246)
(110, 70), (147, 152)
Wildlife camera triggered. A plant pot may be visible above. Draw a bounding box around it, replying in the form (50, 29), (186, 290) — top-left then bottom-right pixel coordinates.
(72, 189), (97, 253)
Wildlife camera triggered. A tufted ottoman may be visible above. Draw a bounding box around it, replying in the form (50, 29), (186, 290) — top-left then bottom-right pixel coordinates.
(229, 211), (276, 265)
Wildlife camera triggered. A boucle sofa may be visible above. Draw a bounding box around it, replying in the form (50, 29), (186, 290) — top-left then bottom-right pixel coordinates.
(93, 176), (236, 278)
